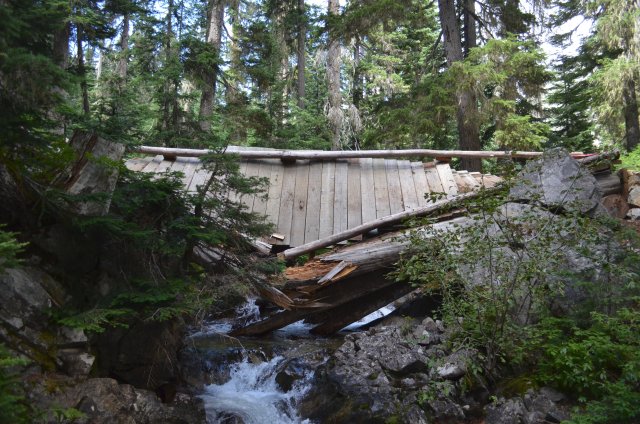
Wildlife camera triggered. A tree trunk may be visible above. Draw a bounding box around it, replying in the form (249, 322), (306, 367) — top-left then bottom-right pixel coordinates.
(53, 22), (71, 68)
(226, 0), (242, 106)
(353, 34), (362, 109)
(297, 0), (306, 109)
(76, 25), (90, 115)
(199, 0), (224, 131)
(463, 0), (476, 57)
(438, 0), (481, 171)
(623, 77), (640, 151)
(327, 0), (343, 150)
(116, 13), (130, 79)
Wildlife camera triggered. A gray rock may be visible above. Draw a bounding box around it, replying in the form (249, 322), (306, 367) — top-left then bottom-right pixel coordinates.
(510, 148), (601, 215)
(627, 208), (640, 220)
(485, 397), (526, 424)
(629, 186), (640, 207)
(48, 377), (206, 424)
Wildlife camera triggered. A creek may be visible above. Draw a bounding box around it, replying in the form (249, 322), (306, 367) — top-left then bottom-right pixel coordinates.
(188, 299), (394, 424)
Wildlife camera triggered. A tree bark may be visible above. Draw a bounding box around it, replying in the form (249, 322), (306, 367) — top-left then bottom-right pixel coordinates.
(198, 0), (224, 131)
(226, 0), (242, 106)
(623, 77), (640, 151)
(438, 0), (482, 171)
(327, 0), (343, 150)
(53, 22), (71, 68)
(353, 34), (362, 109)
(116, 13), (130, 79)
(463, 0), (476, 57)
(297, 0), (306, 109)
(76, 25), (90, 115)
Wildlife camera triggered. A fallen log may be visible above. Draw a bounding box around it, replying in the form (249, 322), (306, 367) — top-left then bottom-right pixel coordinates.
(133, 145), (591, 161)
(278, 189), (497, 261)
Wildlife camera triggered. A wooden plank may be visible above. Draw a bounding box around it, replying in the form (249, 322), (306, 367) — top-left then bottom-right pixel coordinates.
(360, 158), (377, 223)
(397, 160), (419, 209)
(411, 162), (433, 206)
(385, 160), (404, 214)
(372, 159), (391, 218)
(139, 155), (164, 173)
(347, 159), (362, 229)
(424, 163), (444, 195)
(436, 163), (458, 196)
(241, 160), (261, 212)
(333, 161), (348, 234)
(290, 161), (311, 247)
(319, 162), (336, 239)
(264, 162), (285, 226)
(304, 161), (323, 244)
(179, 158), (199, 189)
(277, 163), (298, 245)
(252, 160), (274, 217)
(228, 160), (249, 204)
(187, 165), (210, 193)
(126, 156), (153, 172)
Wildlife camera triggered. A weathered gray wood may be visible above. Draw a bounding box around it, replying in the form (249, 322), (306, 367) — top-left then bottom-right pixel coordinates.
(319, 161), (336, 239)
(126, 156), (153, 172)
(265, 161), (285, 226)
(385, 159), (404, 214)
(333, 161), (349, 234)
(241, 160), (262, 212)
(252, 160), (273, 216)
(304, 161), (323, 243)
(279, 191), (491, 261)
(398, 160), (420, 209)
(140, 155), (164, 173)
(311, 281), (415, 335)
(360, 158), (377, 223)
(373, 158), (391, 218)
(436, 163), (458, 196)
(411, 162), (432, 206)
(278, 163), (298, 245)
(290, 161), (311, 247)
(424, 163), (444, 194)
(347, 159), (362, 229)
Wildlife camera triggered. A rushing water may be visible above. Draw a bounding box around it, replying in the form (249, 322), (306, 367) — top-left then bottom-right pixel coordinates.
(193, 299), (396, 423)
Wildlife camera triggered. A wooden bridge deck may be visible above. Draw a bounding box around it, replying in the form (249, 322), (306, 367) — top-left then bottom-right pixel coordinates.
(126, 153), (498, 247)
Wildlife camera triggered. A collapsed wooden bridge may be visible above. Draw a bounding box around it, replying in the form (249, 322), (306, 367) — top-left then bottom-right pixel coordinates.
(126, 146), (619, 336)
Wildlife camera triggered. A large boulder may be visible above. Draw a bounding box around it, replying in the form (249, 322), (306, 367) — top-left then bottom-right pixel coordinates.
(33, 377), (206, 424)
(510, 148), (601, 215)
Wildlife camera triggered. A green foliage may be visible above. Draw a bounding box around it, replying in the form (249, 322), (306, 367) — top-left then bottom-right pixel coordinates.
(0, 344), (31, 424)
(619, 146), (640, 171)
(396, 170), (640, 408)
(0, 226), (27, 273)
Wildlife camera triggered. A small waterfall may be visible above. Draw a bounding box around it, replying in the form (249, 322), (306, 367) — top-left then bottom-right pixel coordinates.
(200, 355), (313, 424)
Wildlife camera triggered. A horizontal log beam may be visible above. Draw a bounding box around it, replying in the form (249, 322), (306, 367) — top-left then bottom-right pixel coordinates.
(278, 189), (498, 261)
(132, 145), (591, 161)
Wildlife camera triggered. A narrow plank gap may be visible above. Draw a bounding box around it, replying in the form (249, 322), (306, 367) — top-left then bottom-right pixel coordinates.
(180, 158), (199, 189)
(290, 161), (311, 247)
(139, 155), (164, 173)
(385, 159), (404, 214)
(252, 160), (274, 217)
(319, 162), (336, 239)
(373, 158), (391, 218)
(265, 161), (285, 227)
(347, 159), (362, 230)
(397, 160), (419, 209)
(228, 160), (249, 204)
(360, 158), (376, 223)
(241, 160), (262, 212)
(333, 161), (349, 234)
(423, 162), (444, 195)
(127, 156), (153, 172)
(436, 163), (458, 196)
(277, 163), (298, 245)
(304, 161), (323, 244)
(410, 161), (431, 206)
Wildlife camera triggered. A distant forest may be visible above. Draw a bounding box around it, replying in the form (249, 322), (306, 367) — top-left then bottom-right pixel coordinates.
(1, 0), (639, 172)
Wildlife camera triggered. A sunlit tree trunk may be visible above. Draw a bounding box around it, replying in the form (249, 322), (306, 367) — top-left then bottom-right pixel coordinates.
(439, 0), (481, 171)
(296, 0), (306, 109)
(327, 0), (343, 150)
(116, 12), (130, 80)
(77, 25), (90, 116)
(198, 0), (224, 131)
